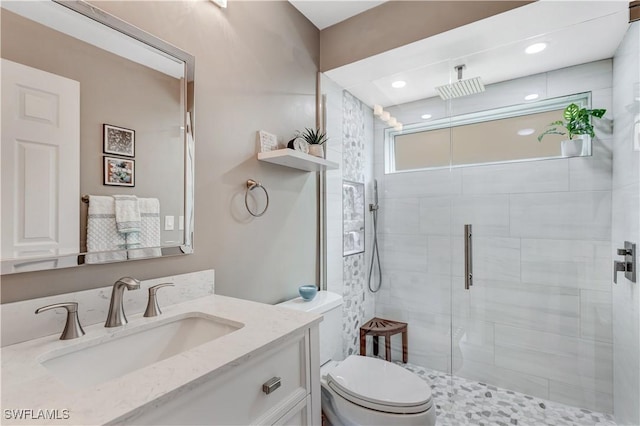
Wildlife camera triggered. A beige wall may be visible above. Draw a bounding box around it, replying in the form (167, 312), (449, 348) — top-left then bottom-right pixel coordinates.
(320, 1), (533, 72)
(1, 10), (185, 249)
(1, 1), (320, 304)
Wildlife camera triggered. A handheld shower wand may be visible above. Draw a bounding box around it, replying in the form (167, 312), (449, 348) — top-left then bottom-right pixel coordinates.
(368, 180), (382, 293)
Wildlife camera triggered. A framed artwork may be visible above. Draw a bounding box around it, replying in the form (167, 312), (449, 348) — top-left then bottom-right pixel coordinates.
(103, 124), (135, 157)
(104, 156), (135, 187)
(343, 180), (365, 256)
(258, 130), (279, 152)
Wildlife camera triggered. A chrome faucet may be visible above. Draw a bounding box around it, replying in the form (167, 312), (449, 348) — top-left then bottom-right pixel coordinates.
(105, 277), (140, 327)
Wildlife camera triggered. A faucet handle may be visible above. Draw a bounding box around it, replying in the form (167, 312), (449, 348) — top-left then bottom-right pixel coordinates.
(144, 283), (174, 317)
(35, 302), (85, 340)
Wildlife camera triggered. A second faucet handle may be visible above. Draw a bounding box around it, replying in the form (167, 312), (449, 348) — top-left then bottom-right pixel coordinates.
(144, 283), (174, 317)
(35, 302), (85, 340)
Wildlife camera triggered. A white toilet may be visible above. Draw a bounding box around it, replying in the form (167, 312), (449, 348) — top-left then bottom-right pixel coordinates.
(278, 291), (436, 426)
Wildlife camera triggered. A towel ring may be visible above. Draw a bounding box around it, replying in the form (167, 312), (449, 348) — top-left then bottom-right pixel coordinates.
(245, 179), (269, 217)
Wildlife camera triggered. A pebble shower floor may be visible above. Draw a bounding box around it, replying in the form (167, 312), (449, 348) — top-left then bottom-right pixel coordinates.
(398, 362), (617, 426)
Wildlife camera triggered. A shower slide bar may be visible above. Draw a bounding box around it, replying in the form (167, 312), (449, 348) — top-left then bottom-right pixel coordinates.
(464, 224), (473, 290)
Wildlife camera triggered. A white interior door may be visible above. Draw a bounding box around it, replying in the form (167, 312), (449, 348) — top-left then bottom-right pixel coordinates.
(1, 59), (80, 263)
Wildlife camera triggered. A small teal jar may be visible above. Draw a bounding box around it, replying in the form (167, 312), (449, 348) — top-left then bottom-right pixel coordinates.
(298, 285), (318, 301)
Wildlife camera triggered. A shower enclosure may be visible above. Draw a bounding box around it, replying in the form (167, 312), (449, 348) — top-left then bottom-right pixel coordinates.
(365, 6), (639, 424)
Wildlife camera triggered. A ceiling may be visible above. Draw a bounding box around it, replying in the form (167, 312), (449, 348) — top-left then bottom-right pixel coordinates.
(288, 0), (388, 29)
(316, 1), (629, 108)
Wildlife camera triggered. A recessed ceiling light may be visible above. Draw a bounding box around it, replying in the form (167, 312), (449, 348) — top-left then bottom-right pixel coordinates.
(421, 114), (432, 120)
(525, 43), (547, 54)
(391, 80), (406, 89)
(524, 93), (539, 101)
(517, 128), (535, 136)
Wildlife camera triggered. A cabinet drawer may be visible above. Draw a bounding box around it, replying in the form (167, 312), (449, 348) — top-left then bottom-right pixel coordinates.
(129, 331), (309, 425)
(273, 395), (311, 426)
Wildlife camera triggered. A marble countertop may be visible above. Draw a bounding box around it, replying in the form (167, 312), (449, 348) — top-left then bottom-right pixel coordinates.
(1, 294), (321, 425)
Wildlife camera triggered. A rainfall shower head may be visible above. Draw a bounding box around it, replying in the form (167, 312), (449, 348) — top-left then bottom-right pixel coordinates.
(435, 64), (485, 100)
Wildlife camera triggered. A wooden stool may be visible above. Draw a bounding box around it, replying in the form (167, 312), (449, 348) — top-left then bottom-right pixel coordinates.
(359, 317), (408, 363)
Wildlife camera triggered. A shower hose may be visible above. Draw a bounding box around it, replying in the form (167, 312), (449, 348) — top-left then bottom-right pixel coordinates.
(368, 205), (382, 293)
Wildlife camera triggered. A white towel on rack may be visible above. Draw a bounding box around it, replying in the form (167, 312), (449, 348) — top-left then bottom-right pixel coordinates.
(113, 195), (141, 234)
(85, 195), (127, 264)
(127, 197), (162, 259)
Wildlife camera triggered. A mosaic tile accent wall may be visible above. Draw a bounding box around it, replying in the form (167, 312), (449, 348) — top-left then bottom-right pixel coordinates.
(341, 90), (368, 357)
(342, 91), (365, 183)
(342, 253), (366, 355)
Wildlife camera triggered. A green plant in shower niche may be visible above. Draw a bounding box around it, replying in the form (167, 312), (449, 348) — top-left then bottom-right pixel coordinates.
(301, 127), (328, 145)
(537, 103), (606, 142)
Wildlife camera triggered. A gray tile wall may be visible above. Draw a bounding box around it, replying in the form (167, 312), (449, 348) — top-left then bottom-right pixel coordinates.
(374, 60), (614, 413)
(611, 22), (640, 426)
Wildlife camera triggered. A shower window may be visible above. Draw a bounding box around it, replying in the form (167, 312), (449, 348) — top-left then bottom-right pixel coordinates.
(386, 92), (592, 173)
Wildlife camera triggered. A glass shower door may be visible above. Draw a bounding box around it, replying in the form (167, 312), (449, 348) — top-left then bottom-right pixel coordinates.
(448, 39), (615, 420)
(376, 62), (455, 381)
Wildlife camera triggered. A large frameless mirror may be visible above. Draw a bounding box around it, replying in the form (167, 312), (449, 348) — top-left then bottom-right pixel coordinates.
(1, 0), (195, 274)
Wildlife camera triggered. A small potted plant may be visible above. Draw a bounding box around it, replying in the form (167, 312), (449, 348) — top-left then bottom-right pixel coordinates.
(538, 103), (606, 157)
(302, 127), (328, 158)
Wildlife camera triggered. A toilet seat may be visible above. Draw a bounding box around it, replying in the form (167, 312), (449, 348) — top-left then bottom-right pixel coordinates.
(325, 355), (432, 415)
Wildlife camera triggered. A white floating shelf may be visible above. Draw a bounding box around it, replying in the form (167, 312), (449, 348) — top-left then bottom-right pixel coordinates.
(257, 149), (339, 172)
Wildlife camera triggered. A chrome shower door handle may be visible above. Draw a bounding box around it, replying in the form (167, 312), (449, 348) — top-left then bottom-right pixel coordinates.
(464, 224), (473, 290)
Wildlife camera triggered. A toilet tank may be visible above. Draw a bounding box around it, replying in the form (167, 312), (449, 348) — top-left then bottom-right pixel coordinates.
(277, 291), (343, 365)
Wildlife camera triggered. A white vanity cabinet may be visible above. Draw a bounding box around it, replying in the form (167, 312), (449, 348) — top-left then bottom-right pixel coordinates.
(125, 326), (320, 425)
(2, 292), (322, 426)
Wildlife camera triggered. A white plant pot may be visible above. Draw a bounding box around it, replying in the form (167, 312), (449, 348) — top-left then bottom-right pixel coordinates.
(308, 144), (324, 158)
(561, 138), (584, 157)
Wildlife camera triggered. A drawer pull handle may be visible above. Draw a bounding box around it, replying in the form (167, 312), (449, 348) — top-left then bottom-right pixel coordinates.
(262, 377), (281, 395)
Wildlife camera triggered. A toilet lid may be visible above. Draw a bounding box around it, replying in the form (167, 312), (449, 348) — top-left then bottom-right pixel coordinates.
(326, 355), (432, 414)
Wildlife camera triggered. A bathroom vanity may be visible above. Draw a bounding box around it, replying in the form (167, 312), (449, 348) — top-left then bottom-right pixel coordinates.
(1, 291), (321, 425)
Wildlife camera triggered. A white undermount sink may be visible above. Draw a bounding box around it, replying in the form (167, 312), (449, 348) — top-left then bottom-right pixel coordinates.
(39, 313), (243, 389)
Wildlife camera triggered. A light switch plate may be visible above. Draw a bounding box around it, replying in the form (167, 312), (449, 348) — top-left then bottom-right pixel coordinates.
(164, 215), (174, 231)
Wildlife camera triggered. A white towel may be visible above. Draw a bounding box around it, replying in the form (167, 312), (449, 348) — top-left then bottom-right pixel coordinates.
(127, 197), (162, 259)
(85, 196), (127, 264)
(113, 195), (140, 234)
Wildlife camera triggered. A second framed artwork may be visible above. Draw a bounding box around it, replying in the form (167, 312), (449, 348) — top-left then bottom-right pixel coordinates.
(103, 124), (135, 157)
(104, 156), (135, 187)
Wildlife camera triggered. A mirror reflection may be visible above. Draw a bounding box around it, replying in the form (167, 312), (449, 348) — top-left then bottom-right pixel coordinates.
(0, 1), (194, 274)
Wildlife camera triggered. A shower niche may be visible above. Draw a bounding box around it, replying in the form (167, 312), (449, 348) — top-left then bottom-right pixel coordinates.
(342, 181), (365, 256)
